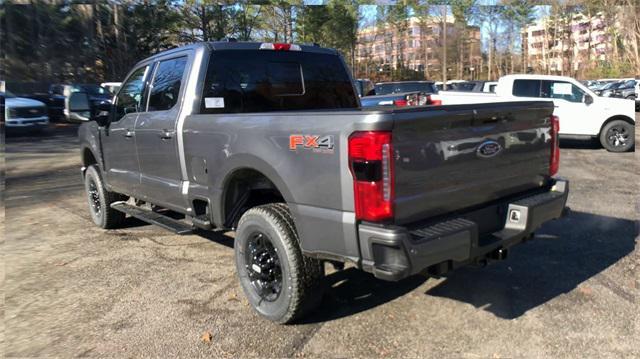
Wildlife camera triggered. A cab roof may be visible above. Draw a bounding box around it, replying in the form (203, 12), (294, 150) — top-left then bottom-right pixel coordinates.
(142, 41), (338, 63)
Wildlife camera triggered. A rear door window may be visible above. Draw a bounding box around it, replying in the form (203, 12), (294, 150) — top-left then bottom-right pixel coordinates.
(512, 80), (541, 97)
(200, 50), (358, 113)
(148, 57), (188, 112)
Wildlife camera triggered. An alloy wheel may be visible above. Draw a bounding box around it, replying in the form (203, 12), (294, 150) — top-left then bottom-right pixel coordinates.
(245, 232), (283, 302)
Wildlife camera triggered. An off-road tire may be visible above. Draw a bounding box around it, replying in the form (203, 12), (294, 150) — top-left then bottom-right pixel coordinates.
(84, 165), (126, 229)
(599, 120), (635, 152)
(235, 203), (324, 324)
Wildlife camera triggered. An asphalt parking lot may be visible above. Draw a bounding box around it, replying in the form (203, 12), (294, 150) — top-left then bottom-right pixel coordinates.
(2, 120), (639, 357)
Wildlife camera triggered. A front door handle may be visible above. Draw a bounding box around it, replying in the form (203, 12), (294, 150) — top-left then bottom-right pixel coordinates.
(160, 129), (175, 139)
(124, 129), (134, 138)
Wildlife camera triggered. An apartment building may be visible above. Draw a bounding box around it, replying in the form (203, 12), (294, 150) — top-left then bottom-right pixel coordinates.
(356, 16), (481, 78)
(523, 12), (612, 75)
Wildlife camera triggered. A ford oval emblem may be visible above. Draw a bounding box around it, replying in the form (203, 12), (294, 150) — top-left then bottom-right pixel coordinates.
(477, 140), (502, 158)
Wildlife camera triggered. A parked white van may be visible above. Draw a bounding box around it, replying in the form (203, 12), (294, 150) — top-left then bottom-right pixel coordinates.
(434, 74), (635, 152)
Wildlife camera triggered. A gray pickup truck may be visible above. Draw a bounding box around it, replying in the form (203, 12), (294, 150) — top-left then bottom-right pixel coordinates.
(79, 41), (569, 323)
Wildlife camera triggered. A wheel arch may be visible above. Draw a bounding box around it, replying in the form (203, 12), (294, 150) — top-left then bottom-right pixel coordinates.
(215, 156), (295, 230)
(81, 146), (99, 175)
(599, 115), (635, 135)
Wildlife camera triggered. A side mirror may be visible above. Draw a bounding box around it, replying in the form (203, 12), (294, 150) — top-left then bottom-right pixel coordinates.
(69, 92), (93, 122)
(584, 94), (594, 105)
(69, 92), (90, 112)
(91, 101), (112, 127)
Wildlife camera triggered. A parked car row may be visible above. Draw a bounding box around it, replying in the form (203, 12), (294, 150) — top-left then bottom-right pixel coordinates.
(359, 80), (441, 107)
(3, 81), (121, 133)
(583, 78), (638, 111)
(357, 74), (635, 152)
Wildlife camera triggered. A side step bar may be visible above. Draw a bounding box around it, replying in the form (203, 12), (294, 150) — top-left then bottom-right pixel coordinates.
(110, 202), (194, 235)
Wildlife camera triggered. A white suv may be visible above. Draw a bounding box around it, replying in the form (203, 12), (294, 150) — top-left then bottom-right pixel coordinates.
(435, 74), (635, 152)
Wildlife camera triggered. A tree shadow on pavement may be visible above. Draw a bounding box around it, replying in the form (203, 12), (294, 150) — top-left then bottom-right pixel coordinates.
(424, 210), (637, 319)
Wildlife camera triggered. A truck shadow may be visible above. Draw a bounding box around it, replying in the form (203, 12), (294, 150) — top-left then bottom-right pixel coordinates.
(304, 210), (635, 322)
(301, 267), (426, 324)
(424, 210), (636, 319)
(559, 138), (602, 150)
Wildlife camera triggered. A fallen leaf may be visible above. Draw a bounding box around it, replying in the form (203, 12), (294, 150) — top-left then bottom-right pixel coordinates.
(201, 331), (213, 343)
(578, 286), (593, 296)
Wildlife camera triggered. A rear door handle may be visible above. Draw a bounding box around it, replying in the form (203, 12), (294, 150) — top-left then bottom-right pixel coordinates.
(124, 129), (134, 138)
(160, 129), (175, 139)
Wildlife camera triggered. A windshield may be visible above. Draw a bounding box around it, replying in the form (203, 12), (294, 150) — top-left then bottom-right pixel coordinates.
(451, 82), (477, 91)
(608, 82), (624, 90)
(76, 84), (108, 96)
(621, 80), (635, 88)
(375, 82), (437, 95)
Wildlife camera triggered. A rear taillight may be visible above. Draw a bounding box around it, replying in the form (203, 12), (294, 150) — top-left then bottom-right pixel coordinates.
(427, 95), (442, 106)
(348, 131), (394, 222)
(550, 115), (560, 176)
(393, 99), (408, 107)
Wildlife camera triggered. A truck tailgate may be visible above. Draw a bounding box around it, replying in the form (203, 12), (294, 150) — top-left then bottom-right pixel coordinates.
(392, 101), (555, 225)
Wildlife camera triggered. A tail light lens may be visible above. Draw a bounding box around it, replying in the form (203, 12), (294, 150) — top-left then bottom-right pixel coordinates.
(550, 115), (560, 176)
(427, 95), (442, 106)
(393, 99), (408, 107)
(348, 131), (394, 222)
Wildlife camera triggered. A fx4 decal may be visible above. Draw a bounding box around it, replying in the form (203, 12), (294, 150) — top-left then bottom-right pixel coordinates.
(289, 134), (335, 153)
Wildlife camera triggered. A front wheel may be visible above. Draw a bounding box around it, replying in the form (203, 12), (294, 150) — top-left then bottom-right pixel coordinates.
(234, 203), (324, 323)
(84, 165), (127, 229)
(599, 120), (635, 152)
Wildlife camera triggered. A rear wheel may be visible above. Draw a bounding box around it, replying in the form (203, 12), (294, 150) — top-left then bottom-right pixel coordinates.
(234, 203), (324, 323)
(599, 120), (634, 152)
(84, 165), (126, 229)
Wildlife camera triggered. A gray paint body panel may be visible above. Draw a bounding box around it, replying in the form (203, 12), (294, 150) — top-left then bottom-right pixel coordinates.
(80, 42), (559, 265)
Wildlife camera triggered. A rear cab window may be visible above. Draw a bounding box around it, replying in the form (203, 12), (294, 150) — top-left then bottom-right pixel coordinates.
(374, 82), (437, 95)
(512, 79), (541, 97)
(200, 50), (358, 113)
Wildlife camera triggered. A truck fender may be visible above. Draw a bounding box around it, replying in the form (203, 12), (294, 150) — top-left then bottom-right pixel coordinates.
(212, 153), (295, 228)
